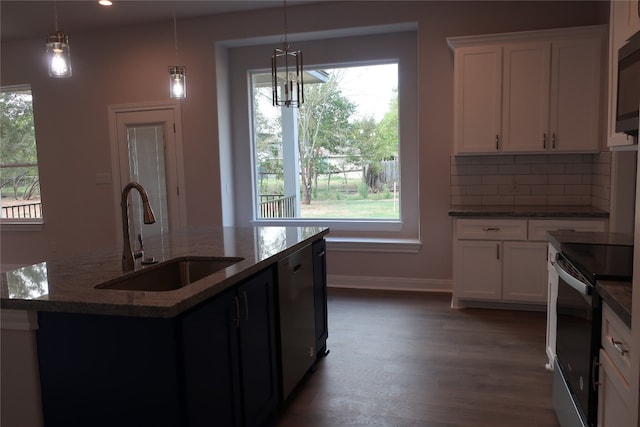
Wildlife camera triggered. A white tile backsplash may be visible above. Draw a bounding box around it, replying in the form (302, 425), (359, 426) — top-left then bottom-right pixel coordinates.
(450, 153), (611, 207)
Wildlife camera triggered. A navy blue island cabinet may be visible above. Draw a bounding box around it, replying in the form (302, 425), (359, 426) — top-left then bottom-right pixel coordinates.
(36, 267), (279, 427)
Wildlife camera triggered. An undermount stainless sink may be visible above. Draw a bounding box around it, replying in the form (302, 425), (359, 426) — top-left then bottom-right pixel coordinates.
(94, 256), (244, 292)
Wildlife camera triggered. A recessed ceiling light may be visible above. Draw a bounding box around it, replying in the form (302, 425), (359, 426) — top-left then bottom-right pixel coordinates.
(98, 0), (113, 6)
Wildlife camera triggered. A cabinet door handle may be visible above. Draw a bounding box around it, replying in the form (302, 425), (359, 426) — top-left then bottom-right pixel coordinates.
(232, 296), (240, 328)
(240, 290), (249, 321)
(483, 227), (500, 231)
(496, 244), (500, 260)
(552, 133), (557, 149)
(611, 338), (629, 355)
(543, 133), (547, 149)
(495, 134), (500, 150)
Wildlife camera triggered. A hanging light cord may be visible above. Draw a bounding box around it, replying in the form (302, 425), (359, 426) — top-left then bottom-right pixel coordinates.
(173, 6), (179, 64)
(283, 0), (289, 47)
(53, 1), (59, 32)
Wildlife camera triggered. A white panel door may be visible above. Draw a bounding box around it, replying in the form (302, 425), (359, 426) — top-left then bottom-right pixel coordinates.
(111, 106), (186, 247)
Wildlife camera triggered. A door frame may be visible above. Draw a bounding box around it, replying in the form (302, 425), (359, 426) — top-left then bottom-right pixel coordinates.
(107, 100), (187, 248)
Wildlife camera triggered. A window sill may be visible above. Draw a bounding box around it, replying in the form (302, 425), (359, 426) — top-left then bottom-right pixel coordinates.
(251, 218), (403, 232)
(0, 221), (44, 232)
(326, 237), (421, 253)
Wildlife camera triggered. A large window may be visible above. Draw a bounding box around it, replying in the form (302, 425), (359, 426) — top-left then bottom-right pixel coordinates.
(226, 29), (418, 244)
(0, 86), (43, 223)
(252, 63), (400, 220)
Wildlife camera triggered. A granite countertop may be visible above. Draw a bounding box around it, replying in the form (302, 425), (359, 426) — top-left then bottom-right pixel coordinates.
(597, 280), (632, 328)
(547, 230), (633, 328)
(448, 205), (609, 218)
(0, 226), (329, 318)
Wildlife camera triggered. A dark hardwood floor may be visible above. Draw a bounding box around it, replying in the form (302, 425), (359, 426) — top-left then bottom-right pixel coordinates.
(277, 288), (560, 427)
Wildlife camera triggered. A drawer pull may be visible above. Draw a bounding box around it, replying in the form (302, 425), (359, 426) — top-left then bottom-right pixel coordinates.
(611, 338), (629, 355)
(483, 227), (500, 231)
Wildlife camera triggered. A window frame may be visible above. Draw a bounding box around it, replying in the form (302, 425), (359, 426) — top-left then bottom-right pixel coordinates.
(0, 84), (44, 229)
(250, 62), (402, 224)
(225, 28), (419, 248)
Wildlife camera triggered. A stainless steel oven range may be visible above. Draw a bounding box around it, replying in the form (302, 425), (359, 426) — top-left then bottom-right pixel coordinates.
(552, 243), (633, 427)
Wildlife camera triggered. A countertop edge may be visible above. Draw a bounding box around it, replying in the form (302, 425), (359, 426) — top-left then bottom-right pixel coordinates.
(1, 228), (329, 319)
(596, 280), (632, 329)
(448, 205), (609, 218)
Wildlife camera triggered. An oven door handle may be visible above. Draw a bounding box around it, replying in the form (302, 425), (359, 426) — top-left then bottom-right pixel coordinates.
(554, 257), (591, 295)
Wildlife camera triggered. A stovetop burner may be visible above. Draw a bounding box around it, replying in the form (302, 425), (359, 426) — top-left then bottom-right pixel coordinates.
(561, 243), (633, 285)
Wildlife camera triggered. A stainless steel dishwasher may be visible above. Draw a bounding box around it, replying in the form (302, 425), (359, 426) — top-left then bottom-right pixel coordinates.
(277, 245), (316, 400)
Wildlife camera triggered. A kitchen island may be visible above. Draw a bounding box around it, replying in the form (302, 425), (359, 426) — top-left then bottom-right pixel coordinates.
(1, 226), (329, 427)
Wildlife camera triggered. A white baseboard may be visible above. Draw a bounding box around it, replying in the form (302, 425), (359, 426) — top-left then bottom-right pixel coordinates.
(327, 274), (452, 293)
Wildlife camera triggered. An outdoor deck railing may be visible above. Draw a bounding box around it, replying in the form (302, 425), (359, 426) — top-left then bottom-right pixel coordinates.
(1, 202), (43, 219)
(259, 194), (296, 218)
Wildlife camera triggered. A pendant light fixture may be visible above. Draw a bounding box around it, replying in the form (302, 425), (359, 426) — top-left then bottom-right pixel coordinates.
(271, 0), (303, 107)
(46, 1), (72, 78)
(168, 9), (186, 99)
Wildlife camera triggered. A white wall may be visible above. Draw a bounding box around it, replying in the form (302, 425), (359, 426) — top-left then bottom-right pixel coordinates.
(0, 1), (608, 285)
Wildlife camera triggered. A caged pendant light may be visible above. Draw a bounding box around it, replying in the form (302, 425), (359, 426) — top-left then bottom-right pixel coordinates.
(168, 10), (186, 99)
(271, 0), (303, 107)
(46, 1), (72, 78)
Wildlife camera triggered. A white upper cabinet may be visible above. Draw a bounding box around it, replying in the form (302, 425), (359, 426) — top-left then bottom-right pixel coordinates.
(452, 45), (502, 153)
(448, 25), (607, 155)
(607, 0), (640, 150)
(502, 42), (551, 152)
(548, 38), (603, 152)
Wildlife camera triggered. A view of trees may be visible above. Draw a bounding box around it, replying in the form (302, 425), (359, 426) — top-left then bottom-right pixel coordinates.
(298, 71), (357, 204)
(254, 64), (399, 217)
(0, 88), (41, 202)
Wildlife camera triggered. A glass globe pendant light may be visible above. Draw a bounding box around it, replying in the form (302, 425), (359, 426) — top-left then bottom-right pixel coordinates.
(168, 11), (186, 99)
(169, 66), (186, 99)
(46, 2), (72, 78)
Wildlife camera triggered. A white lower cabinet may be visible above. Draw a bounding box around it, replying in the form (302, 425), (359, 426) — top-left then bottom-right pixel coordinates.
(454, 239), (502, 300)
(598, 303), (632, 427)
(453, 217), (606, 308)
(502, 241), (548, 302)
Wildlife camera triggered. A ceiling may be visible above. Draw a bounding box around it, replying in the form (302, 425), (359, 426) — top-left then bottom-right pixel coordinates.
(1, 1), (318, 42)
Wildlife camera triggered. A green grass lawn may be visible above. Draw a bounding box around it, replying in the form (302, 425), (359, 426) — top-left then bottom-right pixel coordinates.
(261, 175), (401, 219)
(300, 197), (399, 219)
